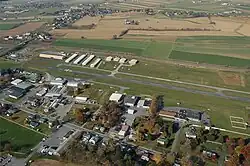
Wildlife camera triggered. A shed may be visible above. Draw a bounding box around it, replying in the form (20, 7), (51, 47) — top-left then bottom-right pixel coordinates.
(119, 58), (127, 64)
(129, 59), (138, 66)
(105, 56), (113, 62)
(113, 57), (120, 62)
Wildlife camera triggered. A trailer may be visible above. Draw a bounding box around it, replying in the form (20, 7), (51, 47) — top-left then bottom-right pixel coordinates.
(82, 55), (95, 66)
(73, 54), (87, 64)
(65, 53), (78, 63)
(90, 58), (101, 68)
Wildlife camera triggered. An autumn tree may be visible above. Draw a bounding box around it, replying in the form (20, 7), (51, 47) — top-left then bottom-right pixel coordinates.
(75, 108), (84, 123)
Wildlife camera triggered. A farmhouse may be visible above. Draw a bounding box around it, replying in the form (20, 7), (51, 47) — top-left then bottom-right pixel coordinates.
(39, 51), (65, 60)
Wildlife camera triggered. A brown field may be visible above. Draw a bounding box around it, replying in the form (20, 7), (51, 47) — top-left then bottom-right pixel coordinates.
(218, 72), (245, 87)
(51, 13), (250, 40)
(72, 16), (101, 27)
(0, 22), (44, 37)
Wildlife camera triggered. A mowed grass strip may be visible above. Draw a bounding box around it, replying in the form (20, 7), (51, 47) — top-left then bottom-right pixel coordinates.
(53, 39), (172, 58)
(0, 117), (43, 154)
(169, 50), (250, 67)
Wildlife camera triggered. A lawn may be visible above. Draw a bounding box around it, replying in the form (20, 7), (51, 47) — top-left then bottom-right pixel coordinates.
(53, 39), (173, 58)
(0, 23), (19, 30)
(0, 59), (20, 69)
(169, 50), (250, 67)
(0, 117), (43, 154)
(93, 77), (250, 133)
(119, 60), (225, 87)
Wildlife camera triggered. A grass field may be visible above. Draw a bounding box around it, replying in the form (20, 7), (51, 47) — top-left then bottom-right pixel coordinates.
(169, 50), (250, 67)
(0, 59), (20, 69)
(53, 39), (173, 58)
(54, 37), (250, 67)
(0, 117), (43, 154)
(119, 59), (250, 91)
(0, 23), (19, 30)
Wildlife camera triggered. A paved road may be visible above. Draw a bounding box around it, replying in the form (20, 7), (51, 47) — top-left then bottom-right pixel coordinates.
(58, 68), (250, 102)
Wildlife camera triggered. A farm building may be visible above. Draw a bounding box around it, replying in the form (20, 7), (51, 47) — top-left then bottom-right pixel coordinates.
(105, 56), (112, 62)
(119, 58), (127, 64)
(11, 79), (23, 86)
(39, 51), (65, 60)
(113, 57), (120, 62)
(90, 58), (101, 68)
(109, 93), (124, 103)
(73, 54), (87, 65)
(65, 53), (78, 63)
(129, 59), (138, 66)
(82, 55), (95, 66)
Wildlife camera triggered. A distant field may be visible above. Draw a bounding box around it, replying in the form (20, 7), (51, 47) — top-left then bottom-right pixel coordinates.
(0, 117), (43, 154)
(0, 23), (19, 30)
(169, 50), (250, 67)
(53, 39), (173, 58)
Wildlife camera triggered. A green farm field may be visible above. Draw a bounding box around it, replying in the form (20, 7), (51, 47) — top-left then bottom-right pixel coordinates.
(169, 50), (250, 67)
(0, 23), (19, 30)
(0, 117), (43, 154)
(54, 37), (250, 67)
(53, 39), (173, 58)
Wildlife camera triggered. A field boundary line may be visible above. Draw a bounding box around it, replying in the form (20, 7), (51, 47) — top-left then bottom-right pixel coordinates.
(0, 115), (47, 136)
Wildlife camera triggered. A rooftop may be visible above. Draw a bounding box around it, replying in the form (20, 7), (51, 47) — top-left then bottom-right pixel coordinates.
(11, 79), (23, 85)
(16, 82), (33, 90)
(109, 93), (124, 102)
(40, 51), (65, 56)
(124, 95), (140, 105)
